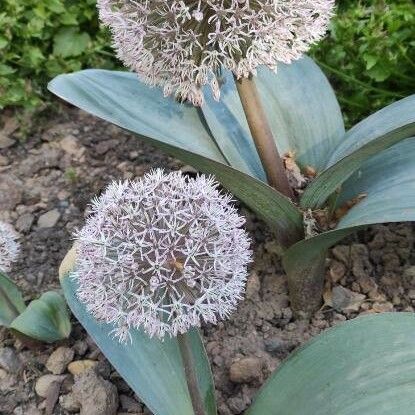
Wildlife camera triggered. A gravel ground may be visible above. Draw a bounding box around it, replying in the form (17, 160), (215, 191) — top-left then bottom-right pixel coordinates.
(0, 107), (414, 415)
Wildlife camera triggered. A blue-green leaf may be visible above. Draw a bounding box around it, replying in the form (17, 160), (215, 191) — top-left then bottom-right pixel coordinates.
(247, 313), (415, 415)
(301, 95), (415, 209)
(202, 57), (345, 174)
(327, 95), (415, 166)
(48, 70), (303, 245)
(286, 104), (415, 276)
(201, 73), (266, 181)
(49, 70), (226, 164)
(334, 137), (415, 226)
(256, 57), (345, 171)
(10, 291), (71, 343)
(59, 252), (216, 415)
(0, 272), (26, 327)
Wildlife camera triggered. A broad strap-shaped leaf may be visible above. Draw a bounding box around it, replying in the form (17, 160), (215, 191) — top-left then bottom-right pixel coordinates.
(201, 76), (266, 181)
(284, 139), (415, 277)
(327, 95), (415, 166)
(0, 272), (26, 327)
(48, 70), (303, 246)
(335, 137), (415, 227)
(247, 313), (415, 415)
(337, 137), (415, 228)
(10, 291), (71, 343)
(50, 70), (227, 165)
(287, 121), (415, 276)
(301, 95), (415, 209)
(202, 56), (345, 173)
(59, 250), (216, 415)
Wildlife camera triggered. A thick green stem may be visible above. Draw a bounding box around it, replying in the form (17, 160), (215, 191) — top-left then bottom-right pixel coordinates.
(234, 76), (295, 201)
(285, 250), (327, 319)
(178, 333), (206, 415)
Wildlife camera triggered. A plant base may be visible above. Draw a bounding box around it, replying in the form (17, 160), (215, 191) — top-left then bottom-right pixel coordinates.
(285, 251), (327, 319)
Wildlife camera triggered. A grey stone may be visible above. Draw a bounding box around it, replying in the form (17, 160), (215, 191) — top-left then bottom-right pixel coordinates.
(13, 404), (42, 415)
(35, 374), (66, 398)
(60, 135), (85, 158)
(229, 357), (263, 384)
(73, 369), (118, 415)
(15, 213), (34, 233)
(0, 347), (23, 373)
(331, 286), (365, 312)
(73, 339), (88, 356)
(46, 347), (74, 375)
(19, 146), (61, 176)
(37, 209), (60, 228)
(0, 174), (23, 210)
(264, 338), (290, 354)
(0, 135), (15, 149)
(404, 266), (415, 285)
(0, 155), (10, 166)
(59, 393), (81, 413)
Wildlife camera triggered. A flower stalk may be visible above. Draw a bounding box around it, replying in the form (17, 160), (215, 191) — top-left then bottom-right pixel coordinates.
(235, 76), (295, 200)
(178, 333), (206, 415)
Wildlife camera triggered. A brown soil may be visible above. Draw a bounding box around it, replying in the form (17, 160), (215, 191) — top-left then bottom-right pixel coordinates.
(0, 107), (414, 415)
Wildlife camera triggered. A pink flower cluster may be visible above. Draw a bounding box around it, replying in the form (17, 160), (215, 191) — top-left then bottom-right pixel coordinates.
(74, 170), (251, 342)
(98, 0), (335, 105)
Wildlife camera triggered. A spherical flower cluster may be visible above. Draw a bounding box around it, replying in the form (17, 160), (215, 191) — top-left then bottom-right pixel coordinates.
(98, 0), (335, 105)
(74, 170), (252, 342)
(0, 222), (20, 273)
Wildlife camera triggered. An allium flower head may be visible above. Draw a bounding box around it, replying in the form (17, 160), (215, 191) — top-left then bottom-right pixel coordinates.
(75, 169), (251, 342)
(0, 222), (20, 273)
(98, 0), (335, 105)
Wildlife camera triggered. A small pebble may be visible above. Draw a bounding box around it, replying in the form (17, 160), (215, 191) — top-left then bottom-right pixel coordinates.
(15, 213), (34, 233)
(37, 209), (61, 228)
(35, 374), (66, 398)
(59, 393), (81, 413)
(68, 359), (98, 376)
(229, 357), (262, 384)
(46, 346), (74, 375)
(0, 155), (9, 166)
(0, 347), (23, 373)
(72, 369), (118, 415)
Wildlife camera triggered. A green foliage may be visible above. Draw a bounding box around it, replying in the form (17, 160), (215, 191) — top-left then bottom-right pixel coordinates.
(311, 0), (415, 126)
(301, 96), (415, 209)
(0, 271), (71, 343)
(11, 291), (72, 343)
(0, 272), (26, 327)
(0, 0), (117, 109)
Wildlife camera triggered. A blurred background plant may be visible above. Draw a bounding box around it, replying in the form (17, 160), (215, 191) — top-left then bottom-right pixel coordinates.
(1, 0), (414, 125)
(0, 0), (116, 110)
(311, 0), (415, 126)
